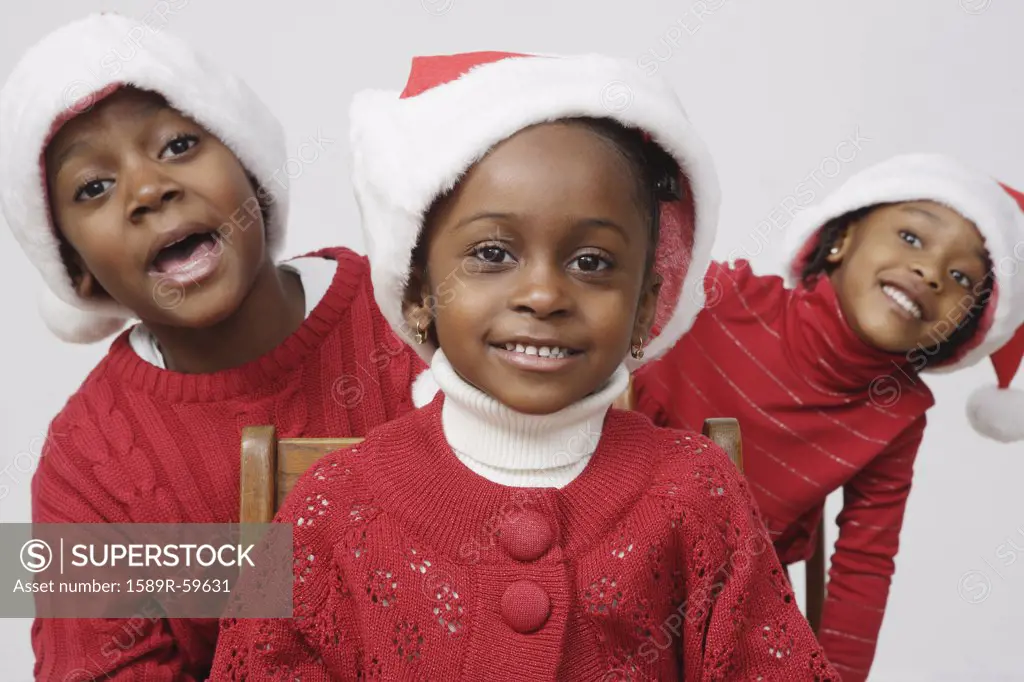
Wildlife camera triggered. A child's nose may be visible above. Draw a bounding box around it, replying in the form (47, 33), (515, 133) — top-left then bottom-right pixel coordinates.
(509, 263), (572, 318)
(911, 261), (942, 291)
(126, 170), (183, 223)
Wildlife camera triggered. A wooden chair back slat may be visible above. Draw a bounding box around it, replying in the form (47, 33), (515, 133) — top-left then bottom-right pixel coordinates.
(240, 428), (363, 523)
(701, 418), (743, 470)
(275, 437), (363, 510)
(239, 425), (277, 526)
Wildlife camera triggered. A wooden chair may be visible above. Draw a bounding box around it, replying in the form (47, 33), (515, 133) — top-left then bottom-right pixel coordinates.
(240, 428), (362, 525)
(238, 416), (742, 524)
(239, 384), (825, 633)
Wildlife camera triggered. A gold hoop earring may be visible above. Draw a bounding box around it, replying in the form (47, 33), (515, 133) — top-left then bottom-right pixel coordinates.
(414, 320), (428, 345)
(631, 337), (645, 360)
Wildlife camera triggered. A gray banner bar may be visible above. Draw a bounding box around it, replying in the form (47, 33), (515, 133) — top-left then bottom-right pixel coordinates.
(1, 523), (292, 618)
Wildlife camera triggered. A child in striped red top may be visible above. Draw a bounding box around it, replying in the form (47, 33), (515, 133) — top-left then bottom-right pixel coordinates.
(633, 154), (1024, 680)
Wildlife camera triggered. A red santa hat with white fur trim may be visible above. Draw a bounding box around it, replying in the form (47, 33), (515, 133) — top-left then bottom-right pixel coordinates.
(349, 51), (721, 404)
(0, 13), (289, 343)
(780, 154), (1024, 442)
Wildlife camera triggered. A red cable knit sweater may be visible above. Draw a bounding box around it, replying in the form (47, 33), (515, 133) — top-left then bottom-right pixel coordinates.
(30, 247), (427, 682)
(634, 260), (935, 681)
(209, 397), (840, 681)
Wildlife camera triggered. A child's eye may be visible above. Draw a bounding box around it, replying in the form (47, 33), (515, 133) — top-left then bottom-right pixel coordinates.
(951, 270), (973, 289)
(568, 252), (612, 273)
(74, 178), (114, 201)
(159, 134), (199, 159)
(472, 245), (514, 264)
(898, 230), (922, 248)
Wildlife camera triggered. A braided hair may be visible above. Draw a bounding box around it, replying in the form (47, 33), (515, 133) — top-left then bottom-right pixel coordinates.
(567, 117), (681, 277)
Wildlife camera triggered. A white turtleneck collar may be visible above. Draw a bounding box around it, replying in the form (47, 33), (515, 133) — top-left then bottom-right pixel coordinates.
(430, 349), (630, 489)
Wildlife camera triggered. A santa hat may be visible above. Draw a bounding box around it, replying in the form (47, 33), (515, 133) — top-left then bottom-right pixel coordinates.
(0, 13), (289, 343)
(780, 154), (1024, 442)
(350, 51), (720, 400)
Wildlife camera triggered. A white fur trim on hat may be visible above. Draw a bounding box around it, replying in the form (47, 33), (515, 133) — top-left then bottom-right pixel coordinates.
(350, 53), (720, 371)
(0, 13), (289, 343)
(411, 367), (441, 408)
(780, 153), (1024, 373)
(966, 384), (1024, 443)
(38, 285), (127, 343)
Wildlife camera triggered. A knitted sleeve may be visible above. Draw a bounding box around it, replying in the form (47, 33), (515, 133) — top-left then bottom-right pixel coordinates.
(31, 435), (205, 682)
(817, 415), (926, 681)
(667, 436), (840, 681)
(210, 451), (361, 680)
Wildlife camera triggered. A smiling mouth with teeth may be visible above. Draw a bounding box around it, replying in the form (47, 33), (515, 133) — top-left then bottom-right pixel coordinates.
(882, 284), (923, 320)
(497, 343), (580, 359)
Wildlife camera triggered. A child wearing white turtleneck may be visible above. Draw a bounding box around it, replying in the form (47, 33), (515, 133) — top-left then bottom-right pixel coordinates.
(211, 51), (838, 681)
(433, 348), (627, 488)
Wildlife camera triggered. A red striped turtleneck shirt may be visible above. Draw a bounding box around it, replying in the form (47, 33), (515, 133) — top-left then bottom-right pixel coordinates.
(634, 259), (935, 681)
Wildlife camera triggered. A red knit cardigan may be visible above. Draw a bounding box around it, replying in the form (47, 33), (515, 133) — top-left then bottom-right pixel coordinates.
(634, 260), (935, 681)
(209, 397), (840, 681)
(30, 247), (427, 682)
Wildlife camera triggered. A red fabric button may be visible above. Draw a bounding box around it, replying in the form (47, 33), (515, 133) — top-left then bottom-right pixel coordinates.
(499, 510), (554, 561)
(500, 580), (550, 634)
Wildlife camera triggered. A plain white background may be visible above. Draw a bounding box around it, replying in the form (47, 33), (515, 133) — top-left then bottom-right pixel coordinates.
(1, 0), (1022, 679)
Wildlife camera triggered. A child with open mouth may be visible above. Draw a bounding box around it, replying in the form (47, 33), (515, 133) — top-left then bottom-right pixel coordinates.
(0, 14), (425, 680)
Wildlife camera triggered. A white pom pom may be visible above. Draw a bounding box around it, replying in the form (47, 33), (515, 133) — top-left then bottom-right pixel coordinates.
(37, 287), (127, 344)
(411, 368), (440, 408)
(966, 385), (1024, 443)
